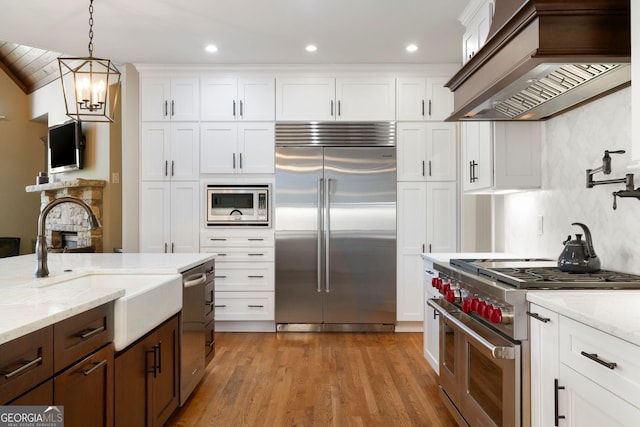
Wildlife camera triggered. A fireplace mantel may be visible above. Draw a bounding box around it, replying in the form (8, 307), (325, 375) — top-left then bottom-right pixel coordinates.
(26, 178), (107, 252)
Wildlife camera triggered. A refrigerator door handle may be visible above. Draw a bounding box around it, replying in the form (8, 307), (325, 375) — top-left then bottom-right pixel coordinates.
(325, 178), (332, 293)
(317, 178), (323, 293)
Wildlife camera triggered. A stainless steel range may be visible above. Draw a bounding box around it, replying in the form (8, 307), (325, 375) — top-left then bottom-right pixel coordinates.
(428, 258), (640, 427)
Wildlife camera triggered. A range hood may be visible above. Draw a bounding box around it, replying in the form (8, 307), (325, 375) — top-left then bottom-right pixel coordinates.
(445, 0), (631, 121)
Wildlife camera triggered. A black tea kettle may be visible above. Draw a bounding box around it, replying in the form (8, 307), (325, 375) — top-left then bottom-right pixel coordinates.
(557, 222), (601, 273)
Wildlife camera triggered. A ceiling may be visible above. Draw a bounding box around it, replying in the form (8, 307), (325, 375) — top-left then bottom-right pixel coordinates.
(0, 0), (468, 94)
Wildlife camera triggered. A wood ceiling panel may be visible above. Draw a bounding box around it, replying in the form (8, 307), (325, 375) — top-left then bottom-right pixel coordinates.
(0, 40), (62, 94)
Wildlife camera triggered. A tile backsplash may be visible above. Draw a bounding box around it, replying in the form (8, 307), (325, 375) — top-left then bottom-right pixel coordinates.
(501, 87), (640, 274)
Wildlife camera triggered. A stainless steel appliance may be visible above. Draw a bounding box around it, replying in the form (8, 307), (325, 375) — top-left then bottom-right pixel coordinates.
(180, 259), (215, 406)
(275, 122), (396, 331)
(428, 258), (640, 427)
(205, 184), (270, 227)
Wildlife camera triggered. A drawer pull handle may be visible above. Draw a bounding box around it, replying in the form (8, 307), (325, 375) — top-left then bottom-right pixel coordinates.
(210, 238), (227, 241)
(526, 311), (551, 323)
(79, 325), (105, 339)
(248, 275), (264, 278)
(247, 238), (265, 241)
(215, 275), (227, 279)
(81, 359), (107, 376)
(554, 378), (565, 426)
(215, 305), (227, 308)
(248, 304), (264, 308)
(218, 253), (227, 257)
(580, 351), (617, 370)
(2, 356), (43, 379)
(207, 341), (215, 349)
(248, 253), (265, 256)
(206, 300), (215, 308)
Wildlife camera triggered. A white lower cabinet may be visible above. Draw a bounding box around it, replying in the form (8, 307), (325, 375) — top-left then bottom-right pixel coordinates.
(423, 257), (440, 374)
(200, 229), (275, 329)
(139, 181), (199, 253)
(397, 182), (456, 322)
(529, 301), (640, 427)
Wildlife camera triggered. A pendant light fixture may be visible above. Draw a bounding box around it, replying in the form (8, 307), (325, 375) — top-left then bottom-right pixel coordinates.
(58, 0), (121, 123)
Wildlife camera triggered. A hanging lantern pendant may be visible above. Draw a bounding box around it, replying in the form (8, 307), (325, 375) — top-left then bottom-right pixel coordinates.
(58, 0), (120, 123)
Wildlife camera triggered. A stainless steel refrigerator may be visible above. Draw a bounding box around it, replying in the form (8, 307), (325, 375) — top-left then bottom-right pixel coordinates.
(275, 122), (396, 331)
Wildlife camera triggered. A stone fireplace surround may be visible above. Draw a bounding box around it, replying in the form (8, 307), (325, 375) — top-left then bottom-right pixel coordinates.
(25, 178), (106, 252)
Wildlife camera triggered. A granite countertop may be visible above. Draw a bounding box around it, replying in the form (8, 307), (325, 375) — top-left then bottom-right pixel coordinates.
(527, 290), (640, 348)
(0, 253), (215, 345)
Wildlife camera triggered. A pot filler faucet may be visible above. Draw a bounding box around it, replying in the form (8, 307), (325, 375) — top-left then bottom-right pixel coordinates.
(35, 196), (101, 278)
(586, 149), (640, 210)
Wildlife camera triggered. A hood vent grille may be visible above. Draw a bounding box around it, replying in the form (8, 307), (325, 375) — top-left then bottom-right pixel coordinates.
(494, 64), (623, 119)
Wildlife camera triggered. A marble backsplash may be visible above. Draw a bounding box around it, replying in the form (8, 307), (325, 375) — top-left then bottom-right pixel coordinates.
(501, 87), (640, 274)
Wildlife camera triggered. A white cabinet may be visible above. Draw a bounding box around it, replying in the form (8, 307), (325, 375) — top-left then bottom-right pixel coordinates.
(396, 182), (457, 322)
(397, 122), (457, 182)
(275, 77), (396, 121)
(140, 122), (200, 181)
(460, 0), (495, 64)
(426, 182), (457, 253)
(200, 122), (275, 174)
(140, 77), (199, 122)
(139, 181), (199, 253)
(396, 77), (454, 121)
(462, 121), (542, 193)
(423, 257), (440, 374)
(200, 229), (275, 328)
(528, 304), (560, 427)
(529, 301), (640, 427)
(201, 77), (275, 121)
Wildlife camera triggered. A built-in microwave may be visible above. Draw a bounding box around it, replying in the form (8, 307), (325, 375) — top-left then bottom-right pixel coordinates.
(206, 184), (270, 227)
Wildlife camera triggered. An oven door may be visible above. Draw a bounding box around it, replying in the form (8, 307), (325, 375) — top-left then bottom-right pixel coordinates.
(429, 299), (521, 427)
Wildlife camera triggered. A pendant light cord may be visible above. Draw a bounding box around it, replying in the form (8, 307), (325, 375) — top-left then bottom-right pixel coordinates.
(88, 0), (94, 57)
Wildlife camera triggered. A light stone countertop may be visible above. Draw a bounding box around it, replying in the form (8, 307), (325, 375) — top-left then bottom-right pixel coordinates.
(0, 253), (215, 345)
(527, 290), (640, 348)
(421, 252), (519, 263)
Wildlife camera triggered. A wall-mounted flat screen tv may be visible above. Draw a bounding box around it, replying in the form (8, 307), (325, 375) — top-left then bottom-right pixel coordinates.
(48, 120), (85, 174)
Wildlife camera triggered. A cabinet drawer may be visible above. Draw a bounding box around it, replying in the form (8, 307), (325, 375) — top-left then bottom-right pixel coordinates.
(560, 316), (640, 408)
(205, 320), (215, 365)
(208, 247), (274, 262)
(200, 230), (274, 248)
(214, 263), (274, 291)
(214, 292), (274, 321)
(0, 326), (53, 405)
(54, 302), (114, 372)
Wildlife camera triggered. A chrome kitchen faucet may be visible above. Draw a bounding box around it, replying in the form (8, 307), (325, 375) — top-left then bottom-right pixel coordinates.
(35, 196), (101, 277)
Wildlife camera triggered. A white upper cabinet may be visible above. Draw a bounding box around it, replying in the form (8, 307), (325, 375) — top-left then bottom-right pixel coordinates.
(462, 121), (542, 193)
(140, 77), (200, 122)
(140, 122), (200, 181)
(335, 77), (395, 121)
(200, 122), (275, 174)
(275, 77), (395, 121)
(397, 122), (457, 182)
(275, 77), (336, 121)
(460, 0), (495, 64)
(201, 77), (275, 121)
(396, 77), (454, 121)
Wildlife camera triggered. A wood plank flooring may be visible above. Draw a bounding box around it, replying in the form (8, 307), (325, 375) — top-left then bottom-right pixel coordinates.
(167, 332), (456, 427)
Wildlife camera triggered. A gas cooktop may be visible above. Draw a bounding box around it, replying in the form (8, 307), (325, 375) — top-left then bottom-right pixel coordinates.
(449, 258), (640, 289)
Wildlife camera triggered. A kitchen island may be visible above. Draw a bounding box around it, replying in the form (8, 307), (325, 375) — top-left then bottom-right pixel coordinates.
(0, 252), (215, 345)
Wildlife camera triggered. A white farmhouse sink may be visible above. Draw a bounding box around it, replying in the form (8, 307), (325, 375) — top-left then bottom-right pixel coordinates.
(49, 274), (182, 351)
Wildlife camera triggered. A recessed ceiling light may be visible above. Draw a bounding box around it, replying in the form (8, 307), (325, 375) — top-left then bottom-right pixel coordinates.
(205, 44), (218, 53)
(305, 44), (318, 52)
(406, 44), (418, 53)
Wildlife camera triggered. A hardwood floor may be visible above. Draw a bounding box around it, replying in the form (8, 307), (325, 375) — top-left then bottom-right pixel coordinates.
(167, 332), (456, 427)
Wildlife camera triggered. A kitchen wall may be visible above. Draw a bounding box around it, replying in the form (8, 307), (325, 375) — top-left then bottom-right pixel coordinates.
(501, 87), (640, 274)
(0, 70), (47, 254)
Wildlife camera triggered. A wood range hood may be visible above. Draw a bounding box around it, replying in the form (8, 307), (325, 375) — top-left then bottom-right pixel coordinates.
(445, 0), (631, 121)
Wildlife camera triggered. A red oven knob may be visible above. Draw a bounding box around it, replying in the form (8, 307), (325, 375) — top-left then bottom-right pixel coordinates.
(442, 282), (451, 294)
(462, 299), (473, 313)
(476, 300), (487, 317)
(470, 298), (479, 312)
(489, 308), (503, 324)
(436, 278), (443, 290)
(431, 277), (438, 288)
(483, 305), (494, 320)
